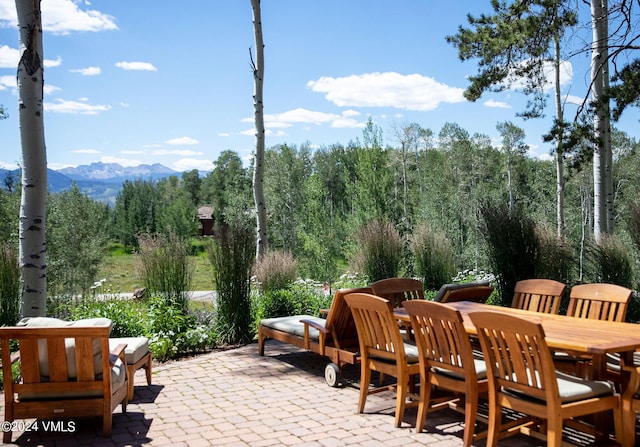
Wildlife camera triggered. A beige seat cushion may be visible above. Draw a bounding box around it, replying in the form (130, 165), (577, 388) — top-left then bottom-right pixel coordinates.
(109, 337), (150, 364)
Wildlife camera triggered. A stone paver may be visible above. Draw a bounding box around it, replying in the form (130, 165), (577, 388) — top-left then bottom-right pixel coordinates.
(0, 341), (612, 446)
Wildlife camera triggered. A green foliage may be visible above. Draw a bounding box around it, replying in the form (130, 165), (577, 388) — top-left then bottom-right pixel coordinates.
(351, 220), (404, 282)
(480, 202), (539, 305)
(410, 223), (456, 290)
(253, 250), (297, 292)
(535, 226), (575, 283)
(583, 235), (634, 288)
(69, 298), (148, 337)
(136, 230), (193, 312)
(47, 185), (109, 297)
(0, 245), (20, 326)
(207, 223), (255, 345)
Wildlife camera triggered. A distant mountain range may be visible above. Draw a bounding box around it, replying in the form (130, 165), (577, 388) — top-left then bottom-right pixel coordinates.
(0, 162), (182, 205)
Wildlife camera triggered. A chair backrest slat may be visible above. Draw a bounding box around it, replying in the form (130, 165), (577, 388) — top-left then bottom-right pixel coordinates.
(403, 300), (473, 376)
(371, 277), (424, 308)
(511, 279), (566, 314)
(567, 283), (632, 322)
(471, 311), (556, 403)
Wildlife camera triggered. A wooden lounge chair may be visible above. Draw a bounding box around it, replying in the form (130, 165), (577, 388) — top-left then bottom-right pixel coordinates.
(0, 318), (128, 443)
(370, 277), (424, 308)
(258, 287), (372, 387)
(433, 281), (494, 304)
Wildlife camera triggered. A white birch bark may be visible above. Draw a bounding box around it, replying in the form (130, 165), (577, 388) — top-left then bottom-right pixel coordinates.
(553, 32), (565, 240)
(15, 0), (47, 317)
(250, 0), (267, 259)
(591, 0), (610, 241)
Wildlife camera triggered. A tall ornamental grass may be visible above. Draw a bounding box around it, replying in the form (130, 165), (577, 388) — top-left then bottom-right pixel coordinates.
(351, 220), (404, 282)
(207, 223), (255, 345)
(480, 203), (538, 306)
(0, 245), (20, 326)
(410, 223), (456, 290)
(253, 250), (297, 292)
(136, 230), (193, 312)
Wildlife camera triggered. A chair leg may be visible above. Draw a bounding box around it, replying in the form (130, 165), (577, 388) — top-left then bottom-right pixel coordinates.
(486, 398), (501, 447)
(546, 417), (563, 447)
(3, 426), (11, 444)
(103, 411), (113, 437)
(394, 375), (408, 427)
(358, 364), (372, 414)
(462, 391), (478, 447)
(145, 352), (153, 385)
(415, 372), (430, 433)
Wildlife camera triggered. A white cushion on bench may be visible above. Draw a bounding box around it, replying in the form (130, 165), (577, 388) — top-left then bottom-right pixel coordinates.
(260, 315), (325, 340)
(109, 337), (149, 364)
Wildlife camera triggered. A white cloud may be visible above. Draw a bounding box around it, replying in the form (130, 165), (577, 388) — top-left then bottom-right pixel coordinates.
(153, 149), (204, 156)
(243, 108), (366, 130)
(121, 149), (145, 155)
(44, 85), (62, 95)
(0, 45), (19, 68)
(0, 75), (15, 91)
(0, 161), (18, 170)
(0, 0), (117, 34)
(484, 99), (511, 109)
(171, 158), (215, 172)
(218, 132), (233, 137)
(565, 94), (584, 107)
(71, 66), (100, 76)
(44, 57), (62, 68)
(307, 72), (466, 111)
(506, 59), (573, 91)
(73, 149), (101, 154)
(165, 136), (198, 145)
(45, 98), (111, 114)
(115, 61), (157, 71)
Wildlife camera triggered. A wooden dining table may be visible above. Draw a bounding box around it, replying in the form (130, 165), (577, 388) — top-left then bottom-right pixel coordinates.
(395, 301), (640, 447)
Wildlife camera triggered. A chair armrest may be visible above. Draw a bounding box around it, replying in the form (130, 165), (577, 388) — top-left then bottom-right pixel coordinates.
(301, 319), (330, 334)
(319, 309), (329, 317)
(300, 319), (327, 354)
(110, 343), (128, 365)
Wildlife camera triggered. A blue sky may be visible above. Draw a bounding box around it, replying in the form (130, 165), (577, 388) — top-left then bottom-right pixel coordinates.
(0, 1), (638, 173)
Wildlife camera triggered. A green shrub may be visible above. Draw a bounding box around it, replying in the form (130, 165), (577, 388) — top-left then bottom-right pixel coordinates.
(410, 223), (456, 290)
(69, 297), (148, 337)
(480, 203), (538, 306)
(584, 234), (634, 288)
(0, 245), (20, 326)
(136, 230), (193, 312)
(351, 220), (404, 282)
(253, 250), (297, 292)
(207, 223), (255, 345)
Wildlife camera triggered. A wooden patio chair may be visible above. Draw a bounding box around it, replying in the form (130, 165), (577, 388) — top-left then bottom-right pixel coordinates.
(510, 278), (566, 314)
(566, 283), (632, 322)
(344, 292), (420, 427)
(470, 311), (621, 447)
(370, 277), (424, 308)
(0, 319), (128, 443)
(258, 287), (371, 387)
(433, 281), (494, 304)
(402, 300), (488, 447)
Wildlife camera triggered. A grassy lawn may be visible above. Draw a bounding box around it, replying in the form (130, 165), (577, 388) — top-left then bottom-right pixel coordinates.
(97, 253), (215, 293)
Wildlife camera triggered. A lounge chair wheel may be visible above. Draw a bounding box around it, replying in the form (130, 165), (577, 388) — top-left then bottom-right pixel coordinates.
(325, 362), (341, 387)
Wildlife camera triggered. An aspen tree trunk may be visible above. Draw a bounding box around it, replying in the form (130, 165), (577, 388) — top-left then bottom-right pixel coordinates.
(591, 0), (611, 241)
(553, 32), (565, 240)
(250, 0), (267, 259)
(15, 0), (47, 317)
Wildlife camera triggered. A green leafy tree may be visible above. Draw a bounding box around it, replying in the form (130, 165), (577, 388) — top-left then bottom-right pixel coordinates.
(496, 121), (529, 210)
(47, 185), (109, 296)
(201, 150), (252, 226)
(156, 176), (199, 239)
(181, 169), (202, 207)
(111, 179), (160, 249)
